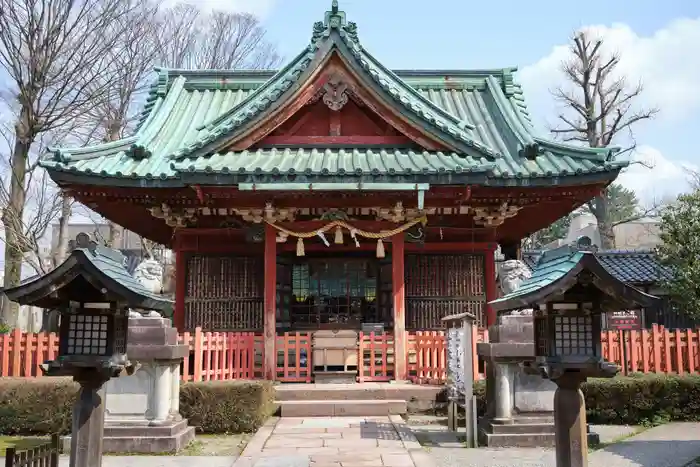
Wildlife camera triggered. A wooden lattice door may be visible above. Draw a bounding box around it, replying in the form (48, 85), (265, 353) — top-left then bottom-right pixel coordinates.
(404, 254), (487, 328)
(184, 254), (264, 331)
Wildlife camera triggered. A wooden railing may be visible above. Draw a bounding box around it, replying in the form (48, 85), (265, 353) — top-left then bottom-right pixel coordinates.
(180, 329), (263, 382)
(358, 332), (394, 382)
(275, 332), (312, 383)
(602, 325), (700, 374)
(4, 434), (60, 467)
(408, 327), (488, 384)
(2, 325), (699, 383)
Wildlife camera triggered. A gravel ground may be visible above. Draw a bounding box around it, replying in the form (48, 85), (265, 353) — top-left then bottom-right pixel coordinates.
(420, 422), (700, 467)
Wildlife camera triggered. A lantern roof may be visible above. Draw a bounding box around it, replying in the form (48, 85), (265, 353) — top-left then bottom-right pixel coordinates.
(490, 244), (659, 312)
(2, 233), (172, 311)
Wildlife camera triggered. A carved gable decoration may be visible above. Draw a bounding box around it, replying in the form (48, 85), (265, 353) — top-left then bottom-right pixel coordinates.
(322, 74), (349, 111)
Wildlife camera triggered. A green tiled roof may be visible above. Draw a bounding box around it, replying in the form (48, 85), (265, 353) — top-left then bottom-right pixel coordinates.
(522, 249), (673, 285)
(40, 1), (627, 188)
(174, 148), (491, 180)
(490, 245), (658, 312)
(3, 237), (172, 313)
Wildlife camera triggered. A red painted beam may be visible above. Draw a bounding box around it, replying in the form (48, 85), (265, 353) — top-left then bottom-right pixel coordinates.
(392, 234), (407, 381)
(174, 250), (186, 331)
(259, 135), (413, 146)
(405, 242), (497, 253)
(263, 224), (277, 381)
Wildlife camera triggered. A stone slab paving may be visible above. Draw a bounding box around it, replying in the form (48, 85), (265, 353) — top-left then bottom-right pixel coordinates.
(233, 415), (436, 467)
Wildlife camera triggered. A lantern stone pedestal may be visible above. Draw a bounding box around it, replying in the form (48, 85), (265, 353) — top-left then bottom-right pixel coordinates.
(63, 316), (194, 454)
(477, 315), (600, 447)
(552, 372), (589, 467)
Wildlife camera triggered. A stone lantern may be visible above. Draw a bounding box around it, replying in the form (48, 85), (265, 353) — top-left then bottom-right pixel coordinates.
(489, 244), (658, 467)
(49, 302), (131, 377)
(2, 233), (174, 467)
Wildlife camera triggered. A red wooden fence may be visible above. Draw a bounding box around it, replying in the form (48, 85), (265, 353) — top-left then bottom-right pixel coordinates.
(2, 325), (699, 382)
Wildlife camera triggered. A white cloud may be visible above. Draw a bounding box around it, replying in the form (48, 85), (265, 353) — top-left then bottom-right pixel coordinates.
(616, 145), (696, 202)
(519, 17), (700, 125)
(517, 18), (700, 202)
(161, 0), (275, 17)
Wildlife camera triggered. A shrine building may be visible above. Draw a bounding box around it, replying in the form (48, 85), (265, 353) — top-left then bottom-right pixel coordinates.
(39, 2), (627, 382)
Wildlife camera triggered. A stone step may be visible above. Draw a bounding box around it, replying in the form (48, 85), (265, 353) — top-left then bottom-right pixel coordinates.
(313, 371), (357, 384)
(275, 384), (442, 402)
(488, 422), (555, 435)
(279, 399), (407, 417)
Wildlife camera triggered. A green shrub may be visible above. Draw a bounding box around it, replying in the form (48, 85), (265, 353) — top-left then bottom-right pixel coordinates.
(583, 373), (700, 426)
(472, 374), (700, 425)
(0, 378), (77, 435)
(179, 380), (276, 434)
(0, 378), (275, 436)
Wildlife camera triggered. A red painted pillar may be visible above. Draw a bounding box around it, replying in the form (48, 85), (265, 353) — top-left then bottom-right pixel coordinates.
(263, 225), (277, 381)
(484, 245), (497, 327)
(174, 250), (186, 331)
(392, 233), (407, 381)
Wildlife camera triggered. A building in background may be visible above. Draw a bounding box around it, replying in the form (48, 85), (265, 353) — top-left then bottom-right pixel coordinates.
(543, 212), (661, 250)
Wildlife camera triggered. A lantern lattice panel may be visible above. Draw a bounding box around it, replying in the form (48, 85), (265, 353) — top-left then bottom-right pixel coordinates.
(67, 315), (109, 356)
(405, 254), (486, 328)
(185, 255), (264, 331)
(554, 315), (594, 356)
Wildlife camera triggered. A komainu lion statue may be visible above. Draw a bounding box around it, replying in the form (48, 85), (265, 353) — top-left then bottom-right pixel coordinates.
(133, 258), (164, 294)
(498, 259), (533, 316)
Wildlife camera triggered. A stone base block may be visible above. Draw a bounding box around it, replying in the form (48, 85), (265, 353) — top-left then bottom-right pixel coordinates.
(62, 419), (195, 454)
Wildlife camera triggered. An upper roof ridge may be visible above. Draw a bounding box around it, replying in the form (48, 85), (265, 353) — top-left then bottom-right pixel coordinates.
(311, 1), (359, 45)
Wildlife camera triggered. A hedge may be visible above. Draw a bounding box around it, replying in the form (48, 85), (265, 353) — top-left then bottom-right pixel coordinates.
(469, 373), (700, 426)
(583, 373), (700, 426)
(0, 378), (275, 436)
(2, 374), (699, 435)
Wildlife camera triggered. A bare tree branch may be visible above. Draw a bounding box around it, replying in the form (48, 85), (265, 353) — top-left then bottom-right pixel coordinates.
(0, 0), (144, 325)
(157, 3), (282, 70)
(550, 30), (660, 248)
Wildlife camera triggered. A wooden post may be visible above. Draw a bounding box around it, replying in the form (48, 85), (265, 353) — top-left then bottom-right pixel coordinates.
(263, 224), (277, 381)
(484, 246), (497, 327)
(174, 250), (186, 331)
(392, 233), (407, 381)
(69, 369), (110, 467)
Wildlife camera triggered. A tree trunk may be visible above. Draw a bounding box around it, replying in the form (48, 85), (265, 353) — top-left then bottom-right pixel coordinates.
(1, 135), (31, 326)
(53, 194), (72, 267)
(590, 194), (616, 249)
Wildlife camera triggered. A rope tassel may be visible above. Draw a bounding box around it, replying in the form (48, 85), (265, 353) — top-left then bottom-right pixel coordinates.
(335, 226), (344, 244)
(376, 239), (385, 258)
(296, 237), (305, 256)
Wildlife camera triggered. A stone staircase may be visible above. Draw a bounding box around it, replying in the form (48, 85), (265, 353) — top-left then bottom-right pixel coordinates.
(275, 383), (443, 417)
(478, 414), (600, 448)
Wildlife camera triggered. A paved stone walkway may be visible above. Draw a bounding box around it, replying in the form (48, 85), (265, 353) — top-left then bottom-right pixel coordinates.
(233, 416), (436, 467)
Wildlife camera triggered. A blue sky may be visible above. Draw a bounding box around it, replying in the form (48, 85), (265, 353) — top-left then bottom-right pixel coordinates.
(186, 0), (700, 203)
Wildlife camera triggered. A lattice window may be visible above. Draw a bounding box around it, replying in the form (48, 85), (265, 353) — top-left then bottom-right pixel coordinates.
(405, 254), (486, 328)
(184, 255), (264, 331)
